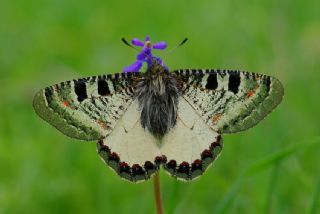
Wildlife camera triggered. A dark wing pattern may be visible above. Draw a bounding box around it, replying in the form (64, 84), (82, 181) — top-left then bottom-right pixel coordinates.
(172, 69), (284, 134)
(33, 72), (140, 141)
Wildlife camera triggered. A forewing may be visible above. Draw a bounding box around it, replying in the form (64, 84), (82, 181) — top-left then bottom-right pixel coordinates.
(161, 98), (223, 181)
(33, 72), (139, 141)
(173, 69), (284, 134)
(97, 100), (163, 183)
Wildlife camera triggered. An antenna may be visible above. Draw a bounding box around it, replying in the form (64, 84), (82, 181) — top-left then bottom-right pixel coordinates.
(177, 38), (188, 47)
(122, 38), (139, 51)
(162, 38), (188, 58)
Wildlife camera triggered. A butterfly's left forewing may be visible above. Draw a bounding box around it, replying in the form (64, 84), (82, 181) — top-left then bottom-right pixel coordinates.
(33, 72), (139, 141)
(173, 69), (284, 134)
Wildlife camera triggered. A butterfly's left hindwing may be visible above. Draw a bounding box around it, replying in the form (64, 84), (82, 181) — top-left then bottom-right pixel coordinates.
(173, 69), (284, 134)
(97, 100), (163, 183)
(33, 72), (139, 141)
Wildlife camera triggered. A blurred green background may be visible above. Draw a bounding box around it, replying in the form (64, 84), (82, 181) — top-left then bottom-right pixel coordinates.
(1, 0), (320, 213)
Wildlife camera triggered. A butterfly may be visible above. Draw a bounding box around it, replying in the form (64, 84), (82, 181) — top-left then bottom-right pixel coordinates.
(33, 36), (284, 183)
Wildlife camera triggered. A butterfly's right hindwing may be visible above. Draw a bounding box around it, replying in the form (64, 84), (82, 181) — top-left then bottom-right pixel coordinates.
(33, 72), (139, 141)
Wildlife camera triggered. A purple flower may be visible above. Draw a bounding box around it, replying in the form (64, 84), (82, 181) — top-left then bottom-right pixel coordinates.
(152, 42), (167, 50)
(123, 36), (167, 73)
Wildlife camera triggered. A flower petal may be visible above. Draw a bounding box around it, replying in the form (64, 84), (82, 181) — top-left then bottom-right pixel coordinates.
(131, 38), (144, 46)
(137, 48), (152, 60)
(137, 52), (146, 60)
(152, 42), (167, 50)
(123, 60), (143, 73)
(145, 36), (150, 41)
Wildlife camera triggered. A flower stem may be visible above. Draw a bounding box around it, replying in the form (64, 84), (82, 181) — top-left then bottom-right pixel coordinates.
(153, 172), (164, 214)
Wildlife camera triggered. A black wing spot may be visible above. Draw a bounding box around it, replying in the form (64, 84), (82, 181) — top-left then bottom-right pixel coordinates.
(205, 73), (218, 90)
(111, 79), (118, 91)
(114, 73), (120, 80)
(98, 80), (110, 96)
(265, 76), (271, 93)
(191, 69), (197, 75)
(90, 76), (97, 82)
(44, 87), (53, 104)
(190, 71), (204, 86)
(228, 72), (241, 94)
(74, 80), (88, 102)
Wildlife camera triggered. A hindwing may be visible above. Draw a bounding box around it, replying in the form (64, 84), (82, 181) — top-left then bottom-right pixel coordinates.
(97, 100), (163, 182)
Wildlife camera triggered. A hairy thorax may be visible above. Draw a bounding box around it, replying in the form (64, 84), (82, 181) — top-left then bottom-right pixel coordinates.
(135, 70), (179, 138)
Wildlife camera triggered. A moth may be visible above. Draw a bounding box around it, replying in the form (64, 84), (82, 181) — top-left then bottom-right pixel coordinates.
(33, 37), (284, 182)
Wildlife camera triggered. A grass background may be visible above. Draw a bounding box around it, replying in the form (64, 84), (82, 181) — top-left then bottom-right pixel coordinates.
(1, 0), (320, 213)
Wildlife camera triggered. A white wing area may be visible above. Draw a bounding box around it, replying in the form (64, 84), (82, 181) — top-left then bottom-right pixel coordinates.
(106, 100), (161, 165)
(97, 100), (163, 182)
(97, 98), (223, 182)
(161, 98), (222, 181)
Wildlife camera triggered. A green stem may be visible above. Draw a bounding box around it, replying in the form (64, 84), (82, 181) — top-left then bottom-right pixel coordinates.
(153, 172), (164, 214)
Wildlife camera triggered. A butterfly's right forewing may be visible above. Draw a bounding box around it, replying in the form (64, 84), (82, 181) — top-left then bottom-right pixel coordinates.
(173, 69), (284, 134)
(33, 72), (139, 141)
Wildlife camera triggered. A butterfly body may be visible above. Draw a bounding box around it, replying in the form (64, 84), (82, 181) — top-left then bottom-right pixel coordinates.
(33, 37), (284, 182)
(135, 58), (179, 137)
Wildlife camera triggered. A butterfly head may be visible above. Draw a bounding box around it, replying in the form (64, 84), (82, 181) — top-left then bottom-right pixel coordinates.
(147, 56), (169, 74)
(123, 36), (168, 73)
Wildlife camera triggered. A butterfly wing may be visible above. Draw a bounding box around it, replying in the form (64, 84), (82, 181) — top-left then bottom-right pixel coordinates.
(97, 100), (163, 183)
(161, 98), (223, 181)
(98, 98), (223, 182)
(33, 72), (139, 141)
(172, 69), (284, 134)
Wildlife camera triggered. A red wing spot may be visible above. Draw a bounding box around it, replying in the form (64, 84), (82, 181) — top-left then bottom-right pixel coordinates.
(194, 159), (202, 165)
(98, 141), (110, 153)
(210, 142), (220, 151)
(62, 101), (71, 107)
(180, 161), (189, 166)
(61, 100), (76, 109)
(97, 120), (108, 129)
(178, 161), (190, 174)
(246, 85), (259, 98)
(247, 90), (255, 98)
(212, 113), (221, 124)
(144, 161), (155, 170)
(120, 162), (129, 167)
(201, 149), (213, 159)
(119, 162), (130, 174)
(155, 155), (167, 165)
(108, 152), (120, 162)
(132, 164), (144, 176)
(132, 164), (141, 169)
(167, 160), (177, 169)
(191, 159), (202, 171)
